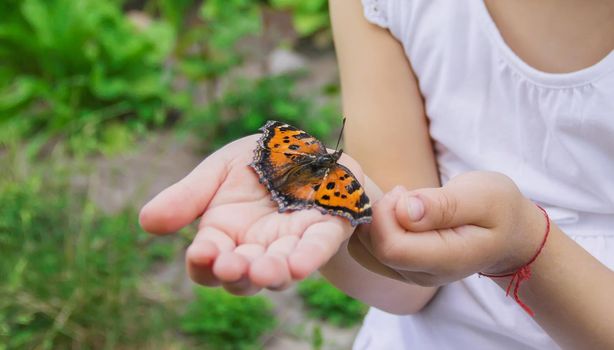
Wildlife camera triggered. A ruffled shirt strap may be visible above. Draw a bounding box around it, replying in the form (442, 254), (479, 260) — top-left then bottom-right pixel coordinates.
(361, 0), (390, 28)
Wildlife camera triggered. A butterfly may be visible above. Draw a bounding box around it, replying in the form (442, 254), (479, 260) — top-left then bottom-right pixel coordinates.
(250, 120), (372, 226)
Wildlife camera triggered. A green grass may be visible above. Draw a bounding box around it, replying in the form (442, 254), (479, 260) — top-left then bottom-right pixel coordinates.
(182, 73), (340, 152)
(0, 150), (281, 349)
(181, 287), (277, 350)
(0, 157), (178, 349)
(0, 1), (342, 347)
(297, 277), (367, 328)
(0, 0), (175, 156)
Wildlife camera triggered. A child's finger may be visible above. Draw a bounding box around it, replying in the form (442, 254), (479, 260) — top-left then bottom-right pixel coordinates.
(394, 180), (494, 233)
(251, 235), (298, 289)
(213, 251), (262, 296)
(193, 226), (236, 251)
(220, 245), (265, 296)
(213, 242), (263, 284)
(213, 251), (250, 282)
(186, 240), (221, 287)
(368, 190), (450, 271)
(139, 135), (260, 235)
(139, 153), (228, 235)
(367, 189), (413, 266)
(221, 276), (262, 296)
(186, 226), (236, 286)
(348, 230), (406, 282)
(354, 185), (407, 256)
(234, 244), (266, 264)
(287, 220), (348, 279)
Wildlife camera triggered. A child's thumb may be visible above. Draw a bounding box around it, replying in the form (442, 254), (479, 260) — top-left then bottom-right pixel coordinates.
(395, 185), (487, 232)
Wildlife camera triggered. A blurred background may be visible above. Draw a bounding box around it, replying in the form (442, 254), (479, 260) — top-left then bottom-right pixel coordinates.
(0, 0), (367, 349)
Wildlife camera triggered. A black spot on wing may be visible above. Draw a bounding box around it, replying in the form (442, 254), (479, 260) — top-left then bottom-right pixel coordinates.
(313, 200), (372, 226)
(346, 180), (361, 194)
(288, 144), (300, 150)
(257, 121), (284, 152)
(293, 132), (311, 140)
(255, 121), (372, 225)
(355, 192), (370, 209)
(326, 182), (335, 190)
(279, 125), (299, 132)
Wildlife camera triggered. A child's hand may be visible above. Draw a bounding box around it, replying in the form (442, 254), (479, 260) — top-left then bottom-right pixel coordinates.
(354, 171), (547, 286)
(139, 135), (362, 295)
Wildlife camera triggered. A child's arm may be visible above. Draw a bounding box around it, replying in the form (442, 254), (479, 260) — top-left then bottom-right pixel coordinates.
(330, 0), (440, 192)
(320, 176), (438, 314)
(318, 0), (442, 313)
(366, 172), (614, 349)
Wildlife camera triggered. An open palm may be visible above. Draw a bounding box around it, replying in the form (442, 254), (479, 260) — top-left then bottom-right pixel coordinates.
(139, 135), (363, 295)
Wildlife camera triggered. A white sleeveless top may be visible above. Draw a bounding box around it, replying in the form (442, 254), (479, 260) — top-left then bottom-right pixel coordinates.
(355, 1), (614, 349)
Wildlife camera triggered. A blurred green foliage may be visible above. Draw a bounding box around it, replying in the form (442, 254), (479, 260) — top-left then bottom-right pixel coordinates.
(270, 0), (330, 38)
(181, 287), (277, 350)
(184, 73), (339, 151)
(0, 161), (177, 349)
(0, 0), (345, 347)
(178, 0), (262, 83)
(0, 0), (334, 156)
(298, 277), (367, 327)
(0, 0), (175, 155)
(311, 324), (324, 350)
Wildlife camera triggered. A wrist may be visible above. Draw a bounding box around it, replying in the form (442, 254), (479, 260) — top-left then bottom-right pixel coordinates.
(479, 202), (551, 316)
(487, 199), (549, 275)
(514, 199), (550, 269)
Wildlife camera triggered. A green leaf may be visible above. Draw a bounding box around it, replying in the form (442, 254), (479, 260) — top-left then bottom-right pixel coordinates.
(20, 0), (53, 46)
(0, 0), (176, 155)
(294, 12), (329, 36)
(180, 287), (276, 348)
(99, 123), (134, 156)
(0, 77), (41, 115)
(298, 277), (367, 327)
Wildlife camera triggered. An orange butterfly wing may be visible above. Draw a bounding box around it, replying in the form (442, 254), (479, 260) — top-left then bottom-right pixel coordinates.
(250, 120), (372, 226)
(252, 120), (326, 181)
(313, 165), (372, 226)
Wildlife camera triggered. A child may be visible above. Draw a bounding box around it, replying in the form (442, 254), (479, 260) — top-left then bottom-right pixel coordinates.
(139, 0), (614, 348)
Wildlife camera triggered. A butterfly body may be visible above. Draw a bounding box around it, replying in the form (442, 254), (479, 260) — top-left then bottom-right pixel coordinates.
(250, 120), (372, 226)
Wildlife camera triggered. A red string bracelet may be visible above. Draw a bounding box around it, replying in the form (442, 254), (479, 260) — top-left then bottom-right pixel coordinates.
(478, 204), (550, 317)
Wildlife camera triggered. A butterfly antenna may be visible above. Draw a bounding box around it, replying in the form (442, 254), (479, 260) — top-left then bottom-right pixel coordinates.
(334, 117), (346, 152)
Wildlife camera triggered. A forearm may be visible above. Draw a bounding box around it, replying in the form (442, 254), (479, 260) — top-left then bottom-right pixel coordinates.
(321, 0), (441, 314)
(492, 209), (614, 349)
(321, 236), (437, 315)
(320, 176), (437, 314)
